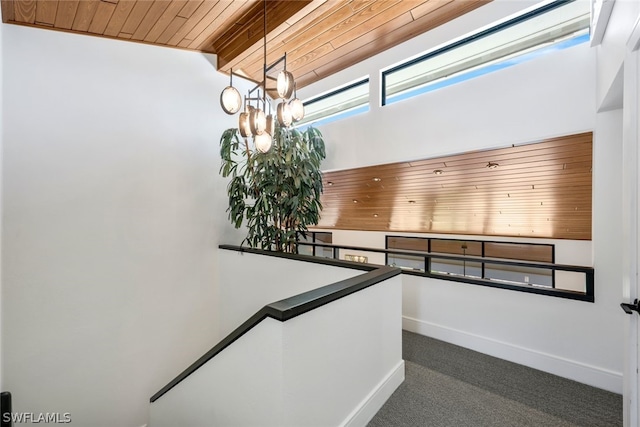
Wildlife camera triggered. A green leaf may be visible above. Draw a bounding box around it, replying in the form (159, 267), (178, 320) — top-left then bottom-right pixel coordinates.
(218, 124), (326, 253)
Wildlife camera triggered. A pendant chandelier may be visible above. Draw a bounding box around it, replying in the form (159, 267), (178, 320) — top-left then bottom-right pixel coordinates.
(219, 0), (304, 153)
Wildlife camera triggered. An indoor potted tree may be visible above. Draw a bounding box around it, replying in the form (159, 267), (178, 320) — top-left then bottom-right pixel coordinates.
(219, 125), (326, 252)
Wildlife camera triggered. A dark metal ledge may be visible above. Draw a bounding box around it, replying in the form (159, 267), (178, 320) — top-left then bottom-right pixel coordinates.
(297, 242), (595, 303)
(400, 269), (593, 302)
(218, 244), (376, 271)
(150, 250), (400, 403)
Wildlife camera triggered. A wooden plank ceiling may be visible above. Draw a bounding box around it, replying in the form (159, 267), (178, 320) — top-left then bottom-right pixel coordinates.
(1, 0), (490, 88)
(316, 133), (593, 241)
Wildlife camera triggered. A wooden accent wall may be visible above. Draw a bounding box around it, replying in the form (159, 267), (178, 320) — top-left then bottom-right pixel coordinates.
(483, 242), (553, 262)
(431, 240), (482, 256)
(316, 132), (593, 240)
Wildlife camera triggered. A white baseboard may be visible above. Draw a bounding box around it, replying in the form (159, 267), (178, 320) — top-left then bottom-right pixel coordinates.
(342, 360), (405, 427)
(403, 316), (622, 394)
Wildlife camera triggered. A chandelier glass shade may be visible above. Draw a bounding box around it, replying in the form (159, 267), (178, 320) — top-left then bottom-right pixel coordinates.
(249, 108), (267, 135)
(238, 109), (252, 138)
(220, 85), (242, 115)
(277, 101), (293, 127)
(276, 70), (295, 99)
(254, 132), (272, 153)
(218, 0), (304, 153)
(289, 97), (304, 121)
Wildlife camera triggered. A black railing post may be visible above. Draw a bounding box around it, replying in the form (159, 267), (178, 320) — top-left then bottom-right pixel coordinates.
(481, 242), (486, 279)
(1, 391), (12, 427)
(585, 270), (595, 302)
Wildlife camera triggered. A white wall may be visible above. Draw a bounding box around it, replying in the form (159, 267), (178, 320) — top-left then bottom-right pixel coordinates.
(150, 272), (403, 427)
(282, 275), (403, 427)
(311, 226), (621, 392)
(310, 41), (594, 171)
(595, 0), (640, 110)
(593, 107), (625, 375)
(1, 25), (247, 426)
(299, 0), (624, 393)
(217, 249), (364, 337)
(0, 20), (4, 391)
(150, 319), (285, 427)
(402, 273), (621, 392)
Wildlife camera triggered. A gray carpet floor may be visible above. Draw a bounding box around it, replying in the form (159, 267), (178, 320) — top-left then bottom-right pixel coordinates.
(368, 331), (622, 427)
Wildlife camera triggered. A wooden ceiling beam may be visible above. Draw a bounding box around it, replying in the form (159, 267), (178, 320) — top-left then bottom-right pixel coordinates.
(223, 0), (345, 77)
(241, 0), (410, 79)
(217, 0), (331, 75)
(212, 0), (314, 70)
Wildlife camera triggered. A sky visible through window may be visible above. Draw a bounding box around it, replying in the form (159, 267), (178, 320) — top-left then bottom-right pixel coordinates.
(299, 0), (590, 128)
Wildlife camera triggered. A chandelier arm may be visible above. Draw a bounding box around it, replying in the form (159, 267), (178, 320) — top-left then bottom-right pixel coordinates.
(264, 56), (287, 74)
(221, 0), (302, 145)
(263, 0), (267, 106)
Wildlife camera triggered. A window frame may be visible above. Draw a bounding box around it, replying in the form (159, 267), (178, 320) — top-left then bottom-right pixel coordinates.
(385, 235), (556, 288)
(299, 231), (333, 257)
(381, 0), (584, 106)
(299, 77), (370, 127)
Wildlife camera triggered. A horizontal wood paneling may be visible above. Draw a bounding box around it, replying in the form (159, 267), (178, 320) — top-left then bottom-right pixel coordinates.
(484, 242), (553, 262)
(388, 236), (429, 252)
(431, 240), (482, 256)
(315, 133), (593, 240)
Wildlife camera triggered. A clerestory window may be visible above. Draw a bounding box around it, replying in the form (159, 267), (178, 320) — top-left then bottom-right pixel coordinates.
(382, 0), (590, 106)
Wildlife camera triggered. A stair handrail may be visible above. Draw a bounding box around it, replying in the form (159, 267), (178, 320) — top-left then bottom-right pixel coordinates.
(150, 252), (400, 403)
